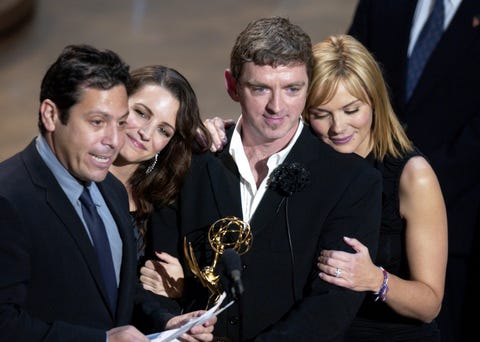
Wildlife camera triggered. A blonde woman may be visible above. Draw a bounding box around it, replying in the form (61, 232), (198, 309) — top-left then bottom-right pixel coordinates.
(307, 35), (447, 341)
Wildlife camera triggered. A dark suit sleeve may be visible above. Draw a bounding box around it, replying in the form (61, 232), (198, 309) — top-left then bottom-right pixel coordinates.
(147, 204), (202, 313)
(0, 196), (106, 342)
(255, 164), (382, 341)
(347, 0), (370, 39)
(133, 282), (181, 334)
(427, 111), (480, 195)
(148, 204), (182, 258)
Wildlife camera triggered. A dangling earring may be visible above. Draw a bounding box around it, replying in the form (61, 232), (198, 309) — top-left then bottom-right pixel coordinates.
(145, 153), (158, 175)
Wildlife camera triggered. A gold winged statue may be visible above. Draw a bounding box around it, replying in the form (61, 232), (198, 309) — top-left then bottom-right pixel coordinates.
(183, 216), (253, 309)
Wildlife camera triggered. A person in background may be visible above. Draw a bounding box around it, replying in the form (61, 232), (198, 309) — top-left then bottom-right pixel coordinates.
(0, 44), (215, 341)
(109, 65), (212, 300)
(153, 17), (383, 341)
(347, 1), (479, 340)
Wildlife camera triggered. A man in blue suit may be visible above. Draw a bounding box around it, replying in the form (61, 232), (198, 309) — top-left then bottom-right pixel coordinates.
(348, 1), (480, 340)
(0, 44), (215, 341)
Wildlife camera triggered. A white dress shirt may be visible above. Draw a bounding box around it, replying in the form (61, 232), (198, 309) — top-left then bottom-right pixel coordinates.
(228, 117), (304, 223)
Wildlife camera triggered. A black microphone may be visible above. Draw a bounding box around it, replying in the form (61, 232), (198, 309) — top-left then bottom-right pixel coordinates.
(219, 248), (244, 299)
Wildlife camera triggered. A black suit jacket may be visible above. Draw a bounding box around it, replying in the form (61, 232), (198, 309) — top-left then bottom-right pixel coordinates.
(348, 0), (480, 256)
(0, 140), (172, 341)
(152, 126), (382, 341)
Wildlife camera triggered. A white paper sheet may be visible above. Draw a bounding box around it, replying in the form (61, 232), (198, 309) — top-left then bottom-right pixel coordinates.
(147, 292), (233, 342)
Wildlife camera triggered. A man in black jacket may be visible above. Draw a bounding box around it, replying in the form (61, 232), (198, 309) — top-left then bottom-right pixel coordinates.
(0, 44), (215, 341)
(153, 16), (382, 341)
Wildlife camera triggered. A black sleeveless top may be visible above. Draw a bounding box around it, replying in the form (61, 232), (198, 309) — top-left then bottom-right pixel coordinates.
(345, 147), (440, 341)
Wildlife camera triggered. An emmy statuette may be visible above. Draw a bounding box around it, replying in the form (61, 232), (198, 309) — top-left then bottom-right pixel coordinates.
(183, 216), (252, 308)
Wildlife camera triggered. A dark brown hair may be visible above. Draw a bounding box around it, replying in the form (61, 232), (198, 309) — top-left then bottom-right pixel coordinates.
(127, 65), (211, 240)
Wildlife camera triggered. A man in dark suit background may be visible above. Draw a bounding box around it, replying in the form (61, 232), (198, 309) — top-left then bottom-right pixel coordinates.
(348, 1), (480, 340)
(152, 16), (382, 341)
(0, 44), (215, 341)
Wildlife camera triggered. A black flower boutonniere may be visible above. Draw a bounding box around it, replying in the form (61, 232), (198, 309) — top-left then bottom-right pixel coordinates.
(268, 162), (310, 197)
(267, 162), (310, 303)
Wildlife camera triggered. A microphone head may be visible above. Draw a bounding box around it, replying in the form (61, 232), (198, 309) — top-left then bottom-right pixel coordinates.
(221, 248), (242, 273)
(219, 248), (244, 299)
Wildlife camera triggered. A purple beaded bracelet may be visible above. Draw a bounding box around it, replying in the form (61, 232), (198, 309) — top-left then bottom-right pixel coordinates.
(374, 266), (389, 302)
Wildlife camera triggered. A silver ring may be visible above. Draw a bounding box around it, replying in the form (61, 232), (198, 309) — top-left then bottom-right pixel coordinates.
(335, 268), (341, 278)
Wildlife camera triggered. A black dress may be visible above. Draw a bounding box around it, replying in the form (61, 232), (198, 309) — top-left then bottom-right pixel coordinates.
(344, 147), (440, 341)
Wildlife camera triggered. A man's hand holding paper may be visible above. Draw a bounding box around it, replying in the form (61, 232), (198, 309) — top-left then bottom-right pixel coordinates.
(148, 292), (232, 342)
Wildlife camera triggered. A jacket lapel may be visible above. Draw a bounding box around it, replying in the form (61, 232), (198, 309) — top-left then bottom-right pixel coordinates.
(23, 141), (116, 317)
(248, 188), (284, 237)
(210, 126), (319, 238)
(208, 131), (243, 219)
(249, 126), (315, 236)
(408, 0), (480, 108)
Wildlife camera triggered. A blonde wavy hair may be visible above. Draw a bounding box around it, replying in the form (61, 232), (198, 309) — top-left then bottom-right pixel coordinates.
(303, 34), (412, 159)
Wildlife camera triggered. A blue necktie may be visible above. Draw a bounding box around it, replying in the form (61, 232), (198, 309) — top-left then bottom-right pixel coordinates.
(406, 0), (444, 101)
(80, 187), (117, 312)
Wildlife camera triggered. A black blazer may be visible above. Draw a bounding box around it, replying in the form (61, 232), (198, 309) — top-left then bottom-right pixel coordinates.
(152, 126), (382, 341)
(348, 0), (480, 256)
(0, 140), (172, 341)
